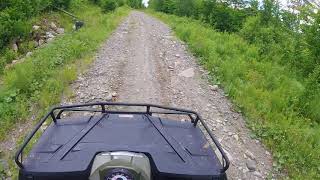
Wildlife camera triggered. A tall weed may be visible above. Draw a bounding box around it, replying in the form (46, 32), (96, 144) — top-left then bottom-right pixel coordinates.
(0, 1), (130, 139)
(149, 11), (320, 179)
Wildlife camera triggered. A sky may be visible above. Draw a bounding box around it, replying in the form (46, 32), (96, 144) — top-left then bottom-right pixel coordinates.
(142, 0), (149, 6)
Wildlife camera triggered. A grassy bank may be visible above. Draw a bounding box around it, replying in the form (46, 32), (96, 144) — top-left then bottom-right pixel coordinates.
(148, 11), (320, 179)
(0, 1), (130, 140)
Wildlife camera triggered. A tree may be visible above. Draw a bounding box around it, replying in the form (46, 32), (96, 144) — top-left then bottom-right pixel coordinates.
(127, 0), (143, 8)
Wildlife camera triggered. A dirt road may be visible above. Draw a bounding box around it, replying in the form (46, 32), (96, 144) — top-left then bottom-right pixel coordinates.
(61, 11), (274, 179)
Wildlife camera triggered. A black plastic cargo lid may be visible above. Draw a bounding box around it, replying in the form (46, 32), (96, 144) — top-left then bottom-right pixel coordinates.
(23, 113), (223, 179)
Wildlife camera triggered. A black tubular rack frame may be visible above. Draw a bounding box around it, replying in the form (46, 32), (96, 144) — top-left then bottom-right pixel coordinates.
(15, 102), (230, 173)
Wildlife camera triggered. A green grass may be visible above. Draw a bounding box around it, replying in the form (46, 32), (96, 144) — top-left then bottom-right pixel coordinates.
(0, 1), (130, 179)
(0, 1), (130, 139)
(148, 11), (320, 179)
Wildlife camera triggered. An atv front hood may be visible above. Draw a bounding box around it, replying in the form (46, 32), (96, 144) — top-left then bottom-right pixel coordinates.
(20, 114), (225, 180)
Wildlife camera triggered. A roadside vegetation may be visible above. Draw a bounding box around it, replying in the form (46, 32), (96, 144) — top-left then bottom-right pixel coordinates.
(0, 0), (130, 141)
(90, 0), (144, 12)
(0, 0), (72, 74)
(148, 0), (320, 179)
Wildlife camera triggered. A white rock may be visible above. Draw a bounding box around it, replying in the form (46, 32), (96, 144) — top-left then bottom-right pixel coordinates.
(50, 22), (57, 30)
(38, 39), (45, 46)
(112, 92), (117, 97)
(33, 25), (40, 31)
(12, 43), (18, 52)
(56, 28), (65, 34)
(245, 150), (256, 160)
(12, 60), (18, 64)
(26, 52), (32, 57)
(210, 85), (219, 91)
(233, 134), (239, 141)
(46, 32), (55, 39)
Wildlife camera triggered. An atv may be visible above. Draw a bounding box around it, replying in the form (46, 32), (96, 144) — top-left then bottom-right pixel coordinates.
(16, 102), (229, 180)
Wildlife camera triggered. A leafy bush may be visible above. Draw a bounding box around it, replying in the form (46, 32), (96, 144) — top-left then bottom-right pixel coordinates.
(0, 1), (130, 141)
(117, 0), (126, 7)
(100, 0), (118, 12)
(53, 0), (72, 8)
(149, 0), (248, 32)
(150, 11), (320, 179)
(0, 0), (71, 50)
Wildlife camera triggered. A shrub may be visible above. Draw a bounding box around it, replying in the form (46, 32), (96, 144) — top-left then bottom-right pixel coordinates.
(100, 0), (118, 12)
(117, 0), (126, 6)
(52, 0), (72, 8)
(0, 0), (71, 50)
(150, 11), (320, 179)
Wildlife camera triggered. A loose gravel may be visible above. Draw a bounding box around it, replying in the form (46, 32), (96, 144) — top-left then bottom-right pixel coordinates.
(62, 11), (275, 179)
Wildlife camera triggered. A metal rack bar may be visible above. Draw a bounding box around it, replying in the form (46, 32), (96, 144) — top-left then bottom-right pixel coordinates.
(15, 102), (229, 173)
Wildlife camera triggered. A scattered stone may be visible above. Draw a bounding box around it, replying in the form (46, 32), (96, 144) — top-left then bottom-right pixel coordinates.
(56, 28), (65, 34)
(245, 150), (256, 160)
(228, 132), (233, 136)
(50, 22), (57, 30)
(233, 134), (239, 141)
(33, 25), (40, 31)
(178, 68), (194, 78)
(111, 92), (117, 102)
(246, 159), (257, 172)
(50, 30), (58, 36)
(265, 151), (271, 156)
(38, 39), (45, 46)
(106, 94), (112, 101)
(26, 52), (32, 57)
(46, 32), (55, 39)
(253, 171), (263, 178)
(46, 38), (54, 42)
(12, 60), (18, 64)
(209, 85), (219, 91)
(12, 42), (18, 52)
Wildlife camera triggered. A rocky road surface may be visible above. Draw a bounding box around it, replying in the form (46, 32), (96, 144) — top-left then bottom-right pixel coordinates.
(61, 11), (274, 179)
(0, 11), (274, 180)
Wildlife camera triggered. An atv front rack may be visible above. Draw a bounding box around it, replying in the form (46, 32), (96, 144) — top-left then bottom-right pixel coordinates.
(15, 102), (230, 173)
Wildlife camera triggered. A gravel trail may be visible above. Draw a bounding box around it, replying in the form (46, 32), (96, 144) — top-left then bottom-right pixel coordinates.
(63, 11), (273, 179)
